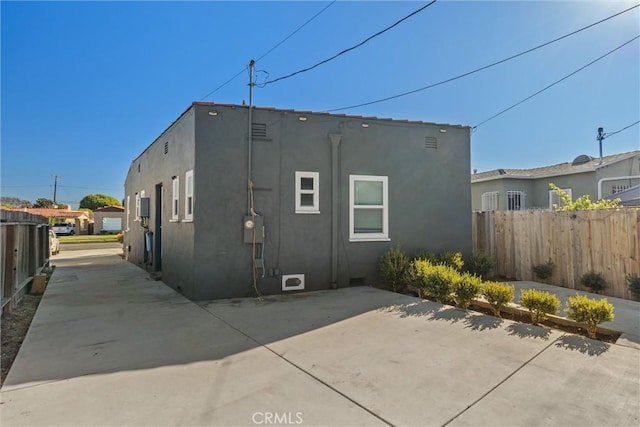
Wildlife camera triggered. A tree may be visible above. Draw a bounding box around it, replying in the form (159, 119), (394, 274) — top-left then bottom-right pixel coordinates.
(0, 196), (32, 208)
(549, 183), (620, 211)
(34, 198), (56, 208)
(79, 194), (121, 210)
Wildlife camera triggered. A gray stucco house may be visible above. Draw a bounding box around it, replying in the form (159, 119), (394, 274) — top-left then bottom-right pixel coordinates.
(124, 102), (472, 300)
(471, 150), (640, 211)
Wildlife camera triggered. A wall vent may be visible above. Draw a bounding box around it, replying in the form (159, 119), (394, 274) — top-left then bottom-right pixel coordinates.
(164, 141), (169, 155)
(424, 136), (438, 149)
(252, 122), (268, 139)
(282, 274), (305, 291)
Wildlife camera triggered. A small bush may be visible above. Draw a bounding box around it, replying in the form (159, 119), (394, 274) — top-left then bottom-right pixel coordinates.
(532, 260), (555, 282)
(379, 246), (411, 292)
(627, 274), (640, 300)
(565, 294), (614, 339)
(482, 281), (515, 317)
(116, 232), (124, 243)
(414, 251), (438, 264)
(466, 251), (494, 279)
(438, 251), (464, 272)
(519, 289), (560, 325)
(451, 273), (483, 309)
(412, 260), (456, 304)
(580, 271), (607, 294)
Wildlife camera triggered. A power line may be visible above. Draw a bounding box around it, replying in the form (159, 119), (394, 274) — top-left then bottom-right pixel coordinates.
(199, 1), (337, 100)
(262, 0), (438, 86)
(472, 35), (639, 130)
(604, 120), (640, 139)
(327, 3), (640, 112)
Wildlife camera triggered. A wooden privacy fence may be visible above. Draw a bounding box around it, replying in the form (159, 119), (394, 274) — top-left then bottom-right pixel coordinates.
(473, 208), (640, 300)
(1, 209), (50, 313)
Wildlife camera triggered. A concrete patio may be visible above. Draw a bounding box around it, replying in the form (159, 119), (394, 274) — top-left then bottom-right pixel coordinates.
(1, 247), (638, 426)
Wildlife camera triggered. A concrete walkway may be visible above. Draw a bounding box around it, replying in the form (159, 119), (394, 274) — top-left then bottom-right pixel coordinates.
(1, 248), (639, 426)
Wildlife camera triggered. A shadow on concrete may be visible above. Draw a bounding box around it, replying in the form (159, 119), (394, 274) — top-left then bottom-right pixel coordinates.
(506, 323), (552, 341)
(464, 314), (504, 331)
(554, 335), (610, 356)
(379, 300), (468, 324)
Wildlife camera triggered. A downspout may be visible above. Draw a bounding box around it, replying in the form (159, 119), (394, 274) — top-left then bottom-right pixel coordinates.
(597, 175), (640, 199)
(247, 59), (255, 215)
(329, 133), (342, 289)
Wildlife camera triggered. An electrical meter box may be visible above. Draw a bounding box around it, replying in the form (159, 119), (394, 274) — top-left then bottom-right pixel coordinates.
(243, 215), (264, 244)
(140, 197), (150, 218)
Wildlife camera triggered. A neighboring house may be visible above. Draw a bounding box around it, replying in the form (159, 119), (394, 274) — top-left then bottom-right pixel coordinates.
(124, 102), (472, 300)
(10, 207), (92, 234)
(615, 184), (640, 206)
(93, 206), (125, 234)
(471, 150), (640, 211)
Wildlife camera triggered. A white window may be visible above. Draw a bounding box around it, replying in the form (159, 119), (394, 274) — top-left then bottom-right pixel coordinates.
(126, 195), (130, 230)
(171, 176), (180, 221)
(549, 188), (572, 209)
(349, 175), (389, 242)
(135, 192), (140, 221)
(295, 171), (319, 214)
(481, 192), (499, 212)
(612, 184), (630, 194)
(507, 190), (525, 211)
(185, 170), (194, 221)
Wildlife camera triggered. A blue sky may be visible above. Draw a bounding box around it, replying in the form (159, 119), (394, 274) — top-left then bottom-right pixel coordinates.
(2, 1), (639, 207)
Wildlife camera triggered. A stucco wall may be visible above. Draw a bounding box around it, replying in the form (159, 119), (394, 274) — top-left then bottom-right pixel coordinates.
(187, 104), (471, 300)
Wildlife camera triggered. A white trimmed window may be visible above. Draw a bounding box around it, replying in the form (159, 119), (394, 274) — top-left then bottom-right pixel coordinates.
(507, 190), (525, 211)
(171, 176), (180, 221)
(185, 170), (194, 221)
(612, 184), (630, 194)
(481, 192), (499, 212)
(135, 192), (140, 221)
(126, 195), (130, 230)
(349, 175), (389, 242)
(295, 171), (319, 214)
(549, 188), (572, 209)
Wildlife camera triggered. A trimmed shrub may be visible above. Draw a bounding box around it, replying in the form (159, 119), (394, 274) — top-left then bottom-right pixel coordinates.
(482, 281), (515, 317)
(519, 289), (561, 325)
(466, 251), (494, 279)
(627, 274), (640, 300)
(411, 260), (456, 304)
(414, 251), (438, 264)
(438, 251), (464, 272)
(451, 273), (483, 309)
(379, 246), (410, 292)
(580, 271), (607, 294)
(565, 294), (614, 339)
(532, 260), (555, 282)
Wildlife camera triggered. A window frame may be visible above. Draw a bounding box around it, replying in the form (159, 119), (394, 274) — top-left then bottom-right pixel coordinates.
(184, 170), (194, 222)
(171, 176), (180, 221)
(349, 174), (389, 242)
(135, 192), (141, 221)
(295, 171), (320, 214)
(481, 191), (499, 212)
(126, 195), (130, 231)
(507, 190), (525, 211)
(549, 188), (572, 209)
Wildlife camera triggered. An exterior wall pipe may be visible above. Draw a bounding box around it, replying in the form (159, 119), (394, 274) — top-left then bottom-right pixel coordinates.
(329, 133), (342, 289)
(597, 175), (640, 199)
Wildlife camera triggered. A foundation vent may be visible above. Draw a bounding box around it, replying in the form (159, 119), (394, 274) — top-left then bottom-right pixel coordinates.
(282, 274), (305, 291)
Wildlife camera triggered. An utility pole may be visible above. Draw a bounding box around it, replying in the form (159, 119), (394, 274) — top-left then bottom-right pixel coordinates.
(53, 175), (59, 205)
(596, 127), (605, 165)
(247, 59), (255, 215)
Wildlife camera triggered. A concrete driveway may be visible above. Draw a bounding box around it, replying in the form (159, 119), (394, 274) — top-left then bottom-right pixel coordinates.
(1, 248), (638, 426)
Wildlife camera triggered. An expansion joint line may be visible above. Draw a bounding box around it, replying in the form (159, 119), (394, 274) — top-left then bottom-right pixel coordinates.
(195, 305), (395, 427)
(441, 333), (567, 427)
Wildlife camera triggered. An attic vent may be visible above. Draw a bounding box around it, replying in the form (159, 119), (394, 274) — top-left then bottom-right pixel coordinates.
(164, 141), (169, 155)
(424, 136), (438, 149)
(251, 122), (267, 139)
(572, 154), (593, 166)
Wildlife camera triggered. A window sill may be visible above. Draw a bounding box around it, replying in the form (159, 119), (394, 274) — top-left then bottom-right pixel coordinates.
(295, 210), (320, 215)
(182, 218), (193, 223)
(169, 219), (180, 223)
(349, 237), (390, 242)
